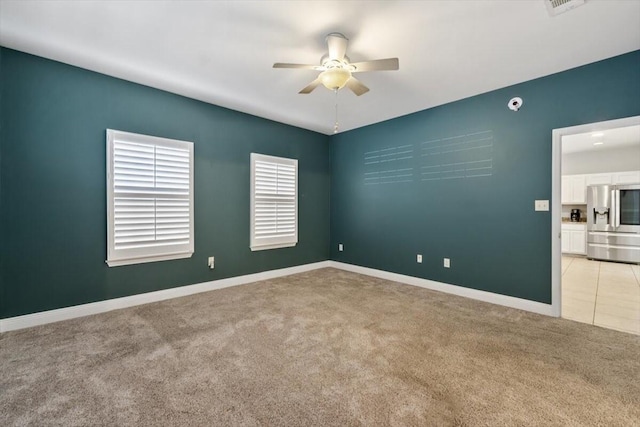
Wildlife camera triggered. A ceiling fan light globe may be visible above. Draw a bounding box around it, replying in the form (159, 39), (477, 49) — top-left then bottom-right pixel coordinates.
(319, 68), (352, 90)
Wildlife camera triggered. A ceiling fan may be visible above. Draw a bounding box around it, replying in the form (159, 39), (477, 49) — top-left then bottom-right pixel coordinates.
(273, 32), (399, 96)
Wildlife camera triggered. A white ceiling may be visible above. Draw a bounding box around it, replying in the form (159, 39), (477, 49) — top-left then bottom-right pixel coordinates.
(1, 1), (639, 135)
(562, 125), (640, 154)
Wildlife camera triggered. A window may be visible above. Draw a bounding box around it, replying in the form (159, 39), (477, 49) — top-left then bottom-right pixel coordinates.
(250, 153), (298, 251)
(106, 129), (194, 266)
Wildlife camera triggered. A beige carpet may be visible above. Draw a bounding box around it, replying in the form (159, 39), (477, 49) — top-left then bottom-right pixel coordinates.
(1, 268), (638, 426)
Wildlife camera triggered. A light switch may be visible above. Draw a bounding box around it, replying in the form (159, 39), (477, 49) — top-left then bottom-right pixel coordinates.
(535, 200), (549, 211)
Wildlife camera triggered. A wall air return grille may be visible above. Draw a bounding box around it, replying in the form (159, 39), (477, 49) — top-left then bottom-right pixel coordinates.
(545, 0), (586, 16)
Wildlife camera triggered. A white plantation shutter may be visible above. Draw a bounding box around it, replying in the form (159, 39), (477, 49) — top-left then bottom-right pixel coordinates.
(107, 129), (194, 266)
(250, 153), (298, 251)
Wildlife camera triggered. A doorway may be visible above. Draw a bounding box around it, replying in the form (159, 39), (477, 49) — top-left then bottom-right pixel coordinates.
(551, 115), (640, 334)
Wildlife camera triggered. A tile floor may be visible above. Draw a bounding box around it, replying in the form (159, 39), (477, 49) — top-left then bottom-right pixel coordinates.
(562, 255), (640, 335)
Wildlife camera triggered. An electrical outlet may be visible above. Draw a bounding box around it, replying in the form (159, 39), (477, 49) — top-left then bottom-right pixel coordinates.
(444, 258), (450, 268)
(338, 244), (343, 252)
(208, 256), (215, 269)
(417, 254), (422, 263)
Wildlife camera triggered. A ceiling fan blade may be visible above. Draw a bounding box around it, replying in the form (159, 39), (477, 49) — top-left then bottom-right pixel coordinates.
(326, 32), (348, 61)
(345, 77), (369, 96)
(273, 63), (321, 70)
(299, 78), (322, 94)
(350, 58), (399, 72)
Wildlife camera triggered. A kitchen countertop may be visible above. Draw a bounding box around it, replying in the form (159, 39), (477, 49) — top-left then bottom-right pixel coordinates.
(562, 218), (587, 223)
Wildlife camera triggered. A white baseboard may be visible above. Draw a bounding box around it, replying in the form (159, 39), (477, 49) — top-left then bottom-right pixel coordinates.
(0, 261), (331, 333)
(328, 261), (555, 316)
(1, 259), (554, 333)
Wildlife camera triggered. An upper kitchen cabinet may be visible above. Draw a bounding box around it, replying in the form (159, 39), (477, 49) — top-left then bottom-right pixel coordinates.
(585, 173), (612, 186)
(614, 170), (640, 184)
(562, 175), (586, 204)
(585, 170), (640, 186)
(563, 171), (640, 204)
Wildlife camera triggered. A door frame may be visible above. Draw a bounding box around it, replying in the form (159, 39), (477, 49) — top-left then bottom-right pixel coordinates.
(551, 115), (640, 317)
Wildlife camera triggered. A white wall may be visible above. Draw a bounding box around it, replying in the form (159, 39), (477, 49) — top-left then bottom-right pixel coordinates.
(562, 146), (640, 175)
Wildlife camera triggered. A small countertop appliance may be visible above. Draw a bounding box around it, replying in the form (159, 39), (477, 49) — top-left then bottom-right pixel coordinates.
(570, 209), (581, 222)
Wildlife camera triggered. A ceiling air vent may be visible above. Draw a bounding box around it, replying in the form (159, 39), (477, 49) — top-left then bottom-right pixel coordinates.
(545, 0), (586, 16)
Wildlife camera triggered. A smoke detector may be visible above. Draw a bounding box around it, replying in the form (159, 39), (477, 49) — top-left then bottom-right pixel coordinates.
(545, 0), (586, 16)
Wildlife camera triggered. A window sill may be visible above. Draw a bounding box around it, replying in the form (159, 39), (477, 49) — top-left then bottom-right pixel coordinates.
(106, 252), (193, 267)
(250, 242), (297, 252)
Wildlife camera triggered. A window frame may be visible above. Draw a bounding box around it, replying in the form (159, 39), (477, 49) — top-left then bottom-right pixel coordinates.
(106, 129), (194, 267)
(250, 153), (298, 251)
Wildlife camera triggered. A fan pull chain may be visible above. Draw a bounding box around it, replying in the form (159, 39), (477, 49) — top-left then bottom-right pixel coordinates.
(334, 89), (339, 134)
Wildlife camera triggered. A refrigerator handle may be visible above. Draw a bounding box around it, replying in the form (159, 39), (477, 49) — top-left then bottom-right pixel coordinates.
(610, 190), (616, 228)
(615, 189), (621, 227)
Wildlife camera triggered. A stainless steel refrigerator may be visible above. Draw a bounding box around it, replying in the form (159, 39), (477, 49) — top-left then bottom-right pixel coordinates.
(586, 184), (640, 263)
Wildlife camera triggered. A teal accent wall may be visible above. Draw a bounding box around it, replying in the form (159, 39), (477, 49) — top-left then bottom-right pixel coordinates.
(330, 50), (640, 304)
(0, 48), (330, 319)
(2, 47), (639, 320)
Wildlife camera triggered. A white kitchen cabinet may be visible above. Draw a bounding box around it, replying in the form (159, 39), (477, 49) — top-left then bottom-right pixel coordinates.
(582, 170), (640, 187)
(561, 230), (570, 253)
(613, 170), (640, 184)
(586, 173), (612, 186)
(569, 229), (586, 254)
(561, 175), (586, 204)
(564, 171), (640, 205)
(561, 223), (586, 255)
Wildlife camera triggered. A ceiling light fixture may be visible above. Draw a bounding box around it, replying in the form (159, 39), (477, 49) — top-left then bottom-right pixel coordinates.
(319, 68), (352, 91)
(593, 141), (604, 146)
(591, 132), (604, 137)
